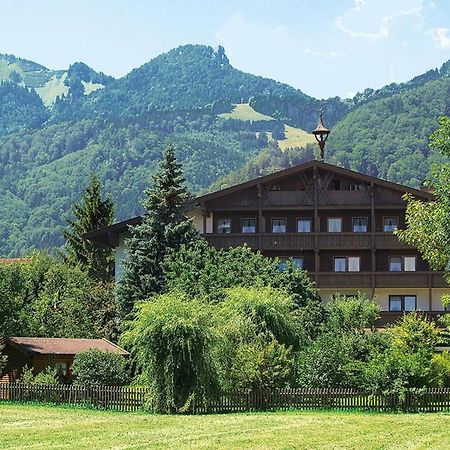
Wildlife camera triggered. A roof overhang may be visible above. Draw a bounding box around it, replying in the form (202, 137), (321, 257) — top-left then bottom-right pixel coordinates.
(84, 159), (434, 247)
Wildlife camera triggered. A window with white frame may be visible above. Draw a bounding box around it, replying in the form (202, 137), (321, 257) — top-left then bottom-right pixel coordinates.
(272, 218), (287, 233)
(217, 219), (231, 234)
(328, 217), (342, 232)
(334, 256), (360, 272)
(242, 218), (256, 233)
(297, 218), (311, 233)
(352, 217), (368, 232)
(389, 256), (416, 272)
(348, 256), (361, 272)
(384, 217), (398, 232)
(389, 295), (417, 312)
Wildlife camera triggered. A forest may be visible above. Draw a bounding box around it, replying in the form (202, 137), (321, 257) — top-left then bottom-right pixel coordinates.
(0, 44), (449, 256)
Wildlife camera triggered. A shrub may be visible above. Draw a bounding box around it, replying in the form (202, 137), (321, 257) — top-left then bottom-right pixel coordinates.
(227, 337), (294, 390)
(18, 365), (60, 384)
(71, 349), (128, 386)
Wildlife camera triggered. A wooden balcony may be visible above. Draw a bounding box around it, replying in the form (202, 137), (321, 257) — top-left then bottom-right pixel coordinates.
(311, 272), (372, 288)
(309, 271), (447, 289)
(376, 311), (447, 327)
(204, 232), (411, 251)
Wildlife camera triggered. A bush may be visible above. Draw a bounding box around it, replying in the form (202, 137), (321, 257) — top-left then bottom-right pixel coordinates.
(71, 349), (128, 386)
(227, 337), (294, 390)
(18, 365), (60, 384)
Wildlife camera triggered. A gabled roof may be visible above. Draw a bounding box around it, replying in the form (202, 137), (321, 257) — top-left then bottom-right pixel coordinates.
(0, 258), (31, 265)
(5, 337), (129, 356)
(196, 159), (434, 203)
(84, 159), (434, 243)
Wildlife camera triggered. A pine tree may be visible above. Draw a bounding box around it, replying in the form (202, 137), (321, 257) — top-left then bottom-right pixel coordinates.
(63, 173), (115, 281)
(117, 144), (198, 317)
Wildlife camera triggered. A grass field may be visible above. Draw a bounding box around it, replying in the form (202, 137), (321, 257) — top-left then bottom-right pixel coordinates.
(0, 404), (449, 449)
(219, 103), (316, 151)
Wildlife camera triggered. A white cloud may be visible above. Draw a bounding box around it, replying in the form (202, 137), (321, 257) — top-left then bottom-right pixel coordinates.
(335, 1), (422, 42)
(429, 27), (450, 49)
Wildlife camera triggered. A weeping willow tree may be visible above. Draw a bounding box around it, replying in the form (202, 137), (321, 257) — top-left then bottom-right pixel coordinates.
(120, 292), (217, 413)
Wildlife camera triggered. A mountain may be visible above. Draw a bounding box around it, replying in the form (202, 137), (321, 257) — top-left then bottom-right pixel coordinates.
(0, 44), (449, 256)
(0, 54), (113, 108)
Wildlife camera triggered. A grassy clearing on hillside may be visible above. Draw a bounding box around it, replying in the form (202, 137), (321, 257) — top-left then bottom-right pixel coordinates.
(219, 103), (315, 150)
(219, 103), (274, 121)
(278, 125), (316, 150)
(0, 404), (449, 450)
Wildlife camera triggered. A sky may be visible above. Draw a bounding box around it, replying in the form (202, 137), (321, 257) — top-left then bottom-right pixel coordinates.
(1, 0), (450, 98)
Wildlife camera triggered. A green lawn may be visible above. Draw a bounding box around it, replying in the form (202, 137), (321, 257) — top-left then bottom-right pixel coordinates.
(0, 404), (449, 449)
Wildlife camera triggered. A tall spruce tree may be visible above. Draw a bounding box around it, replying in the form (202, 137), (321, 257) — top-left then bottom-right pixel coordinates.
(117, 144), (198, 317)
(63, 173), (115, 281)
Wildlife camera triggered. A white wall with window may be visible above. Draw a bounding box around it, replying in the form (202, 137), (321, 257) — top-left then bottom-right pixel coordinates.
(389, 295), (417, 312)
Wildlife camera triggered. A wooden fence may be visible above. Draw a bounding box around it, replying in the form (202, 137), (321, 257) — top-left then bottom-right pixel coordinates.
(1, 384), (450, 413)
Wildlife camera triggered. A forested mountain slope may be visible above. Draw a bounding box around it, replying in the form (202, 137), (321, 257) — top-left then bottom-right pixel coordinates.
(0, 44), (449, 256)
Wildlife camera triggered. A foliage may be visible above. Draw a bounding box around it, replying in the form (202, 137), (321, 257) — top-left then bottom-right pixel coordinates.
(18, 365), (60, 384)
(0, 81), (49, 135)
(296, 294), (382, 388)
(227, 336), (294, 390)
(71, 349), (128, 386)
(215, 286), (299, 390)
(121, 292), (217, 413)
(63, 173), (115, 281)
(396, 117), (450, 278)
(0, 253), (119, 340)
(116, 144), (199, 317)
(363, 314), (440, 393)
(164, 239), (319, 306)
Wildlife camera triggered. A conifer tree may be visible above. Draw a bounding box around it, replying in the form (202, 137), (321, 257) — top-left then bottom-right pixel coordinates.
(117, 144), (198, 317)
(63, 173), (115, 281)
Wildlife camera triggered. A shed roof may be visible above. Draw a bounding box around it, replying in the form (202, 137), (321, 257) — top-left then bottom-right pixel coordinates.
(6, 337), (129, 356)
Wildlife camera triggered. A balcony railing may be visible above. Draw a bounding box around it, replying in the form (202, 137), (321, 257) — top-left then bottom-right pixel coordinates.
(376, 311), (447, 327)
(308, 271), (447, 289)
(204, 232), (412, 250)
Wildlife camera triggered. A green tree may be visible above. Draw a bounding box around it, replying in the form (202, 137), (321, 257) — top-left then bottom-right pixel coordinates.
(117, 144), (198, 318)
(396, 116), (450, 312)
(121, 292), (216, 413)
(164, 239), (319, 306)
(63, 173), (115, 281)
(71, 349), (128, 386)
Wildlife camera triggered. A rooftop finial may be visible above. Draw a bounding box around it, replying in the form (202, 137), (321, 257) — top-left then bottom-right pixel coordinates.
(312, 109), (330, 161)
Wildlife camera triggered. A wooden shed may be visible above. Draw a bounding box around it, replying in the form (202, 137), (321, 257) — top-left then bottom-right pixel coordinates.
(0, 337), (128, 383)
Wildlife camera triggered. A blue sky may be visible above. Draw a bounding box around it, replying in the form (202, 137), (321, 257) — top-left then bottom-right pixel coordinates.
(1, 0), (450, 98)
